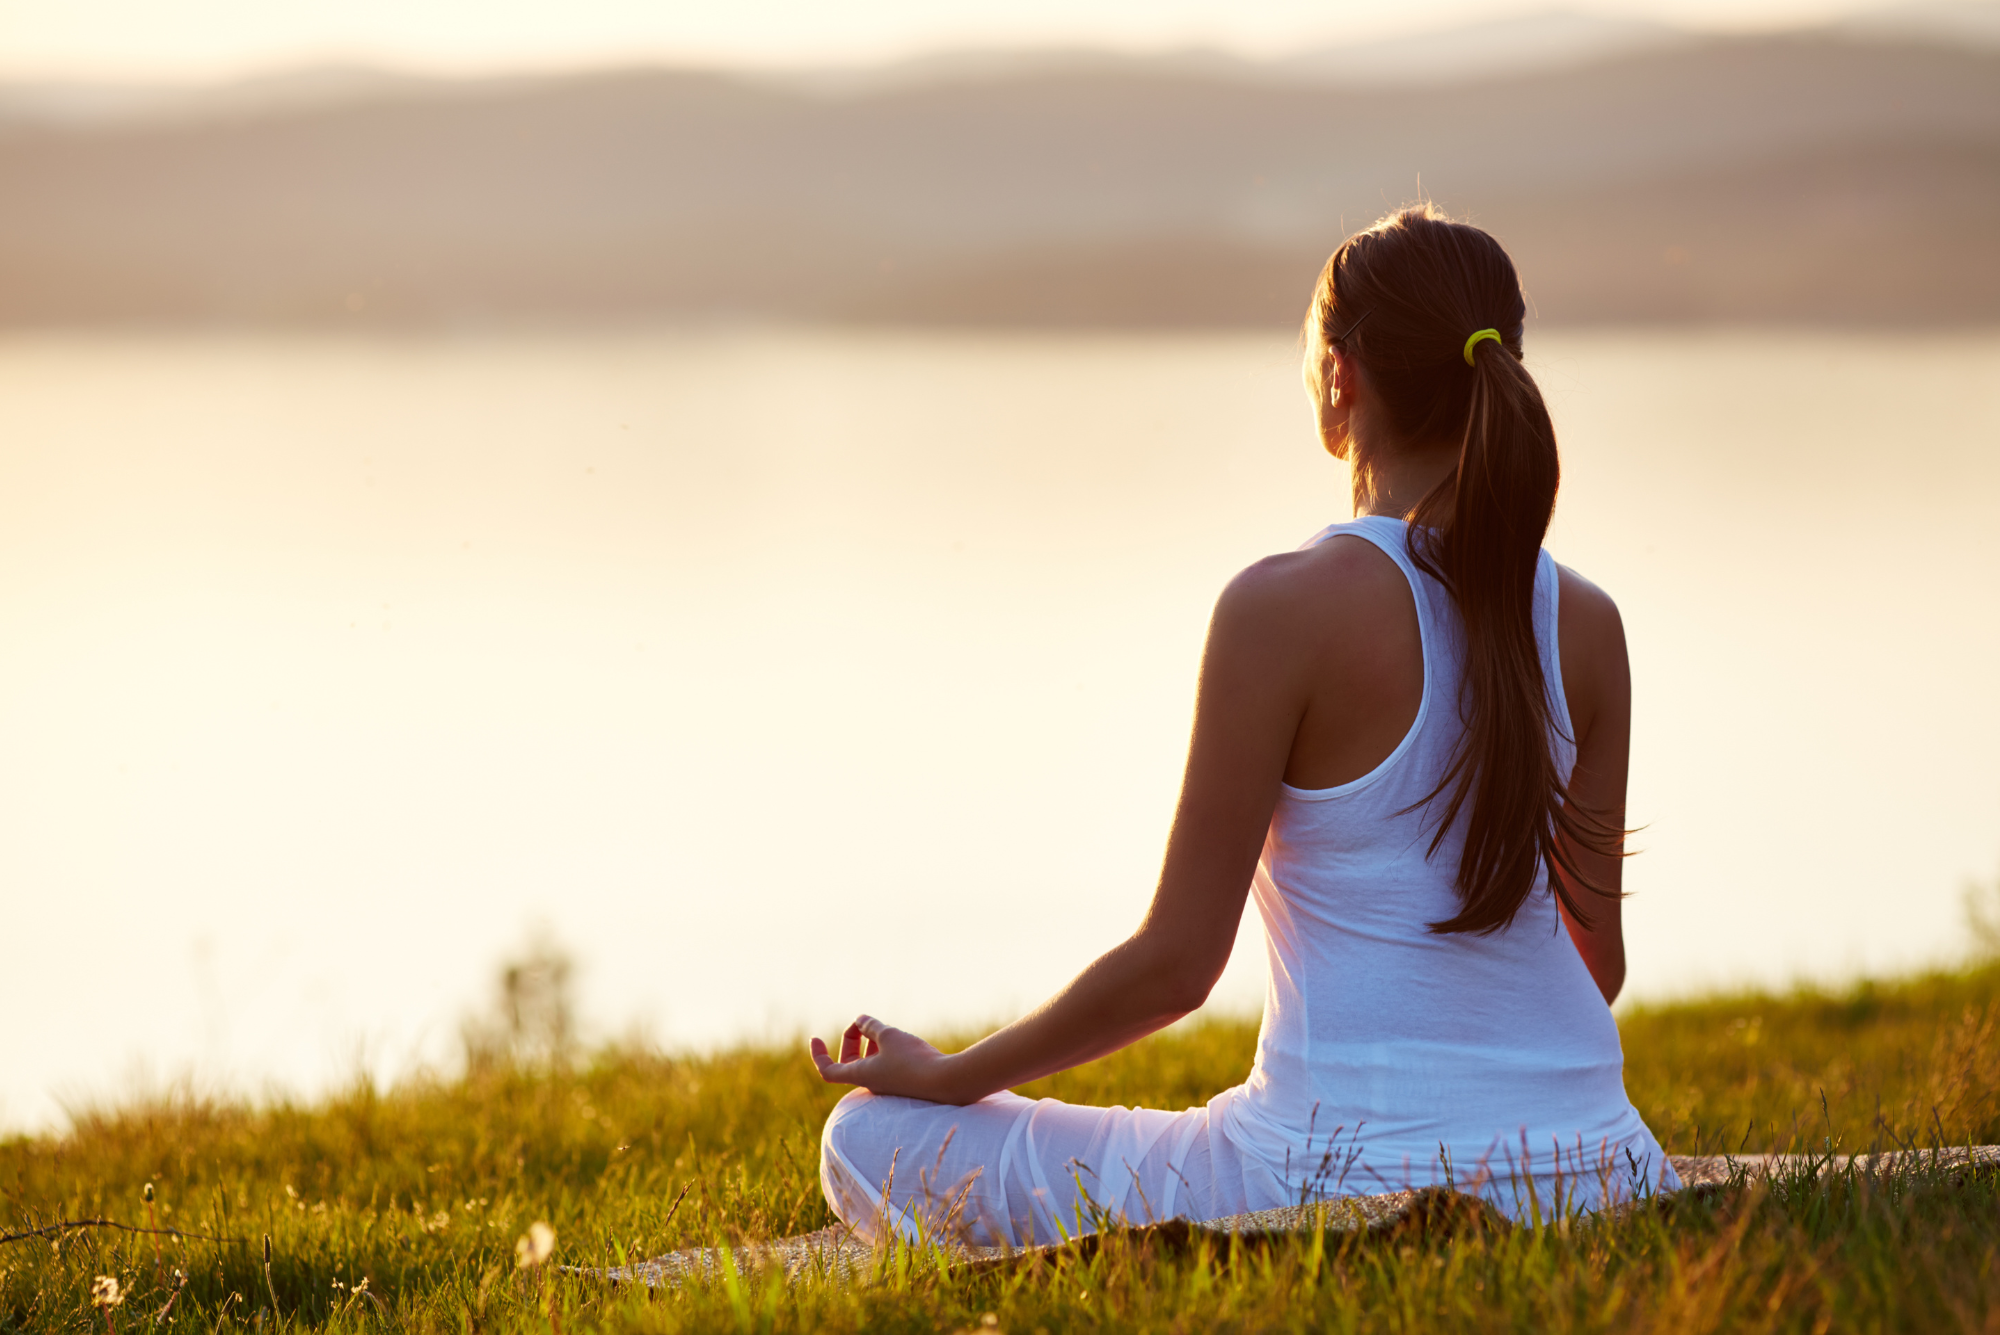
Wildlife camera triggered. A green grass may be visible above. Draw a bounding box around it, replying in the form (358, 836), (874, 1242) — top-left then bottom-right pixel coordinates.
(5, 963), (1999, 1333)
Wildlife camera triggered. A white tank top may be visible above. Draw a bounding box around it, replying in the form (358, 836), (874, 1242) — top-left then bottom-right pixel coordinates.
(1211, 515), (1676, 1213)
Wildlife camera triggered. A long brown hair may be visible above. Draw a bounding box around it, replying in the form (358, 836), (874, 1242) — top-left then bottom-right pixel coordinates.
(1307, 204), (1620, 935)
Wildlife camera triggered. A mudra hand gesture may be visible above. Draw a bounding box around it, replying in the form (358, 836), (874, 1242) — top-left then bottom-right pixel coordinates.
(810, 1015), (959, 1102)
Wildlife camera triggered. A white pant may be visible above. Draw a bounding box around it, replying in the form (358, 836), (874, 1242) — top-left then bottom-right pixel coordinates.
(819, 1088), (1260, 1248)
(820, 1085), (1677, 1245)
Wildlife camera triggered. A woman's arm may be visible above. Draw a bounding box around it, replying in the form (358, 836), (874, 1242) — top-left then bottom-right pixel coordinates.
(1550, 565), (1631, 1006)
(810, 557), (1322, 1104)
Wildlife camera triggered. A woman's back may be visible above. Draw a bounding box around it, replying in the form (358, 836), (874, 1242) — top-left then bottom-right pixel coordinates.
(1211, 515), (1672, 1212)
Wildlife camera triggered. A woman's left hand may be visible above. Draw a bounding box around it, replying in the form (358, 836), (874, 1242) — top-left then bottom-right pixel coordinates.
(809, 1014), (964, 1103)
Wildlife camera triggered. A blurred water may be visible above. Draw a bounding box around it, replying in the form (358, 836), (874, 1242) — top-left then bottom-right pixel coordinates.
(2, 325), (1996, 1132)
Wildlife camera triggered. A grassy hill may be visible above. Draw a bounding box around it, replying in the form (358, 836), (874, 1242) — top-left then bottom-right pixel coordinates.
(3, 961), (1997, 1332)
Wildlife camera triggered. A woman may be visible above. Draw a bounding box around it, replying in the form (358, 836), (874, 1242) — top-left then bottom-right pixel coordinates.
(809, 205), (1678, 1245)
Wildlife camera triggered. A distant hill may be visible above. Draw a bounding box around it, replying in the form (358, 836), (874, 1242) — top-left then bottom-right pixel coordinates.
(1, 29), (1996, 328)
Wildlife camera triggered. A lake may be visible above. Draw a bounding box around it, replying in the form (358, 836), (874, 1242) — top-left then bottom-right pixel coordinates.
(3, 325), (1997, 1131)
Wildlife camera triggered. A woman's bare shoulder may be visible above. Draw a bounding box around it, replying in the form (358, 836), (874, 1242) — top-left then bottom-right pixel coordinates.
(1555, 563), (1626, 653)
(1215, 535), (1411, 643)
(1555, 563), (1630, 732)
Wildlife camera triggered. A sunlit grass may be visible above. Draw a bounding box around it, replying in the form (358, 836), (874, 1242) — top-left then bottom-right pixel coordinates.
(4, 962), (1998, 1332)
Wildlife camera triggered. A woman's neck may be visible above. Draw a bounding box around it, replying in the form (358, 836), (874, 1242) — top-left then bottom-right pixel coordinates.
(1351, 435), (1460, 519)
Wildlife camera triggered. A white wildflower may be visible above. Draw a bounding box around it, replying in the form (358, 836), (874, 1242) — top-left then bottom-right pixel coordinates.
(514, 1221), (555, 1269)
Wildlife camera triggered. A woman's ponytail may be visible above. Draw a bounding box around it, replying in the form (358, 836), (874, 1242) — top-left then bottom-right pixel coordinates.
(1310, 205), (1621, 935)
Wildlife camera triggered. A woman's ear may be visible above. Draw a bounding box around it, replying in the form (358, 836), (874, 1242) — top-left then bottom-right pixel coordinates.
(1316, 347), (1352, 458)
(1326, 347), (1356, 405)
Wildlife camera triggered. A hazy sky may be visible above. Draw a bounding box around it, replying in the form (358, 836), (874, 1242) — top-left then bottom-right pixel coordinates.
(0, 0), (1900, 82)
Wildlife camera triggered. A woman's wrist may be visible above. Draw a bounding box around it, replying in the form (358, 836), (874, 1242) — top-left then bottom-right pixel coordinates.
(931, 1050), (992, 1106)
(929, 1051), (968, 1104)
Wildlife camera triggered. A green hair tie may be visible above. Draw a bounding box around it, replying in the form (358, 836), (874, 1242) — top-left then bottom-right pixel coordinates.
(1462, 328), (1502, 366)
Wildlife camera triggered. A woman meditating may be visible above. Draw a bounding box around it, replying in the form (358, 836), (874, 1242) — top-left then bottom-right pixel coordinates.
(810, 205), (1679, 1244)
